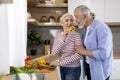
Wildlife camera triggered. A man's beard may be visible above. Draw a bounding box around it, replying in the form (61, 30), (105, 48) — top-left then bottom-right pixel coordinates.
(78, 20), (85, 29)
(78, 24), (84, 29)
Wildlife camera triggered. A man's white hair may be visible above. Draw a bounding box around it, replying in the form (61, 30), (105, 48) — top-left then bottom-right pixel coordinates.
(75, 5), (91, 17)
(60, 13), (74, 23)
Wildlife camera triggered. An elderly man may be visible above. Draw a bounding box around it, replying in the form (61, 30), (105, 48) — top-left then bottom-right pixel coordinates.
(74, 5), (113, 80)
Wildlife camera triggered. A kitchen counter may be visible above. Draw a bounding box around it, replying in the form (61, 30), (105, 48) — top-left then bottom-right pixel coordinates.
(114, 53), (120, 59)
(1, 53), (119, 80)
(30, 53), (120, 59)
(1, 68), (59, 80)
(45, 68), (59, 80)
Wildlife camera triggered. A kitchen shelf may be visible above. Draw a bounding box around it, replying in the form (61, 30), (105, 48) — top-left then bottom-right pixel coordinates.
(28, 1), (68, 27)
(105, 22), (120, 26)
(28, 18), (120, 27)
(35, 21), (61, 26)
(27, 18), (36, 23)
(36, 3), (68, 8)
(28, 19), (61, 26)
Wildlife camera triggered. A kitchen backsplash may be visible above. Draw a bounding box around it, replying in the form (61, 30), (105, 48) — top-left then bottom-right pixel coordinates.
(27, 24), (120, 55)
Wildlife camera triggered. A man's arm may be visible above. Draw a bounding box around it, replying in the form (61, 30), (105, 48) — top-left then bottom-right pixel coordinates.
(75, 45), (94, 58)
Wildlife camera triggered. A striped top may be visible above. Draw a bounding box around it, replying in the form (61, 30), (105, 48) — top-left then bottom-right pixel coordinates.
(52, 31), (82, 67)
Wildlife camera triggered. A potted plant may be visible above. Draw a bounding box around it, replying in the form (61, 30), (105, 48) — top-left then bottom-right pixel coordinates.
(27, 30), (43, 55)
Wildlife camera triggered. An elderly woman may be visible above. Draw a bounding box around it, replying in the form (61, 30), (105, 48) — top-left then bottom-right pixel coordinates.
(50, 13), (82, 80)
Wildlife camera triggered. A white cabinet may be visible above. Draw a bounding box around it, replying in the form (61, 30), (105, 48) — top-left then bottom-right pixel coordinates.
(89, 0), (105, 22)
(68, 0), (104, 22)
(105, 0), (120, 22)
(68, 0), (90, 16)
(68, 0), (120, 23)
(110, 59), (120, 80)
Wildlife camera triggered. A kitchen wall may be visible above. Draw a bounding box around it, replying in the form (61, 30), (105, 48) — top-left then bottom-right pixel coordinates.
(27, 24), (120, 56)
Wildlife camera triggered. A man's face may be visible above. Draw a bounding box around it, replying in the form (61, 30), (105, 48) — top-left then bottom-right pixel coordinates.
(74, 10), (85, 29)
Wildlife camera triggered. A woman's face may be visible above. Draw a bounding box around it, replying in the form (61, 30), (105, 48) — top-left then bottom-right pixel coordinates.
(61, 15), (74, 31)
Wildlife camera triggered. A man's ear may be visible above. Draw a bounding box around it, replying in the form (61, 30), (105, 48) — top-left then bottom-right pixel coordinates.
(83, 14), (88, 21)
(83, 14), (88, 19)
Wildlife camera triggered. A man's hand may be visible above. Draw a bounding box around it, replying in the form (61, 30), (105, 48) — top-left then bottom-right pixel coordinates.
(75, 45), (94, 57)
(75, 45), (86, 55)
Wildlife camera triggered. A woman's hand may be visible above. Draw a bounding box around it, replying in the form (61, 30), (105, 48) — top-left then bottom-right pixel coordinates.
(49, 61), (60, 66)
(62, 31), (69, 42)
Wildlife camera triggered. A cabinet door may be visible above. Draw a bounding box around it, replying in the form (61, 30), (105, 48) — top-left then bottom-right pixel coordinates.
(68, 0), (90, 16)
(68, 0), (104, 22)
(110, 59), (120, 79)
(105, 0), (120, 22)
(89, 0), (104, 22)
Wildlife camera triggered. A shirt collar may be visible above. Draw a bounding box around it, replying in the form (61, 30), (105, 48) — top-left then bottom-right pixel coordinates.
(86, 25), (90, 30)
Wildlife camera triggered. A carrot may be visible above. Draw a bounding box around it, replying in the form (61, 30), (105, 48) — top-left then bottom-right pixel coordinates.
(40, 68), (53, 73)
